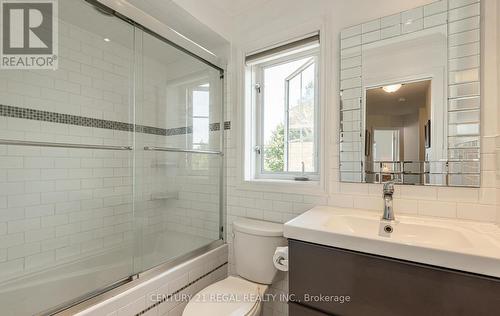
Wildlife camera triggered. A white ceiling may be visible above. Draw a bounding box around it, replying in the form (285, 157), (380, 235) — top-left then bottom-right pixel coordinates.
(111, 0), (438, 58)
(367, 80), (431, 116)
(171, 0), (435, 44)
(124, 0), (229, 53)
(202, 0), (272, 17)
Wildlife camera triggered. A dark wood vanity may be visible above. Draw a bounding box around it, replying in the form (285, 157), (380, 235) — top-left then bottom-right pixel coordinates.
(288, 239), (500, 316)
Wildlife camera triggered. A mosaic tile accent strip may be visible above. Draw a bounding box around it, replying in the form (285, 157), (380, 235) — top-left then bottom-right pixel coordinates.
(135, 262), (228, 316)
(0, 104), (231, 136)
(209, 122), (220, 132)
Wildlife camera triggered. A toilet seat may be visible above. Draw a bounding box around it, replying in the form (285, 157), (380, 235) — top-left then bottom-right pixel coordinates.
(182, 276), (268, 316)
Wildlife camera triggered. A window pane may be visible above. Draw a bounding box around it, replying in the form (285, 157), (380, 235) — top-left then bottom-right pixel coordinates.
(193, 117), (209, 146)
(288, 62), (316, 172)
(193, 87), (209, 117)
(288, 75), (301, 110)
(262, 57), (310, 172)
(192, 85), (209, 149)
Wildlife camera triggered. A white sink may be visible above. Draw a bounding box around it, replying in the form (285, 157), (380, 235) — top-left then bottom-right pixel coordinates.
(284, 206), (500, 278)
(324, 214), (474, 249)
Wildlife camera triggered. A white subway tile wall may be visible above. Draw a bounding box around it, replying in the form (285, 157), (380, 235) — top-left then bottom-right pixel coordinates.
(0, 16), (137, 281)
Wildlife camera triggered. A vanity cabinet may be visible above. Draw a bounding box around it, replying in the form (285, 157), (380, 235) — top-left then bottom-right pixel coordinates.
(289, 239), (500, 316)
(289, 302), (329, 316)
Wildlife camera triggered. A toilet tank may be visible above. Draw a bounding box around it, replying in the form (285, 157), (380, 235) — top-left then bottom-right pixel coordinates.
(233, 218), (287, 284)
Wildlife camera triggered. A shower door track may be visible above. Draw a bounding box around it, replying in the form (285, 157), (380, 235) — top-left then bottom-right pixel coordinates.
(43, 240), (225, 316)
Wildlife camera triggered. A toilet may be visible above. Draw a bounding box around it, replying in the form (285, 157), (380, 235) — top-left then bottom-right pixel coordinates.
(183, 218), (286, 316)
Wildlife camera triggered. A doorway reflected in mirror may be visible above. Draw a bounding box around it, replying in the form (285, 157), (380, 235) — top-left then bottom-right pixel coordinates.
(365, 80), (431, 184)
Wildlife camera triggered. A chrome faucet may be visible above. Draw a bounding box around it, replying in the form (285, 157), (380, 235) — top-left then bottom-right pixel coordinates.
(382, 181), (395, 221)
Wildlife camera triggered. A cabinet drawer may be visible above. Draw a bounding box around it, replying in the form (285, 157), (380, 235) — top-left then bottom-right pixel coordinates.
(289, 239), (500, 316)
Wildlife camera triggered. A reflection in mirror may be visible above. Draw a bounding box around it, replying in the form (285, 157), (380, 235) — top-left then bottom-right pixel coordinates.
(365, 80), (431, 184)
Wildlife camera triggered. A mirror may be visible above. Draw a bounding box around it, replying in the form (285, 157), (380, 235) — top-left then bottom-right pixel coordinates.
(339, 0), (481, 187)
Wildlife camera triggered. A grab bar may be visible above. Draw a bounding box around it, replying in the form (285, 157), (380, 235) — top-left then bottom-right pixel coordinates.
(144, 146), (223, 156)
(0, 139), (133, 151)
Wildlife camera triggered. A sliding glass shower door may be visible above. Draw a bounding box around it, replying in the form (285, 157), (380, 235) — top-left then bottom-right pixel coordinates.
(133, 27), (223, 273)
(0, 0), (223, 315)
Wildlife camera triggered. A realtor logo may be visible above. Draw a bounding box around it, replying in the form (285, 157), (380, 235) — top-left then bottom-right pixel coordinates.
(1, 0), (58, 69)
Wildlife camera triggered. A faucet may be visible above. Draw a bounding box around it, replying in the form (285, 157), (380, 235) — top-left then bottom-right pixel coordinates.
(382, 181), (395, 221)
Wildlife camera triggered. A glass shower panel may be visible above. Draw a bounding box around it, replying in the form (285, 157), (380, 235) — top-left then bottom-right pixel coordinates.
(0, 0), (135, 314)
(134, 30), (222, 273)
(136, 151), (221, 271)
(136, 31), (222, 151)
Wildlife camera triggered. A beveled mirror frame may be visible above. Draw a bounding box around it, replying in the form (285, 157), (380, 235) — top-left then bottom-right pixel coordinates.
(339, 0), (481, 187)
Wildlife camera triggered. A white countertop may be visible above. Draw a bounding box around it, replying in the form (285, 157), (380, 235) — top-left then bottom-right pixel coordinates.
(284, 206), (500, 278)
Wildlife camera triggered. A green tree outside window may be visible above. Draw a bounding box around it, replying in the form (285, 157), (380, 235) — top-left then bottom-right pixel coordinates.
(264, 123), (285, 172)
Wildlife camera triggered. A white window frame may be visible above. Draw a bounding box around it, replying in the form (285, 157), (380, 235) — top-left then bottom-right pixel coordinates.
(251, 47), (320, 181)
(187, 82), (210, 150)
(172, 76), (212, 174)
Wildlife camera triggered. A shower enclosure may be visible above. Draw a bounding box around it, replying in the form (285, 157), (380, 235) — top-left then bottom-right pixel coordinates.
(0, 0), (224, 314)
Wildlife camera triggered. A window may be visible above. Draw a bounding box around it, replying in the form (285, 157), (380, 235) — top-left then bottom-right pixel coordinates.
(246, 34), (320, 181)
(188, 82), (210, 170)
(190, 83), (210, 149)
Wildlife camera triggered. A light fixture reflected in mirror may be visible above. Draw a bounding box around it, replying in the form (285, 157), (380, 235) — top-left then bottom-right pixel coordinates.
(382, 84), (402, 93)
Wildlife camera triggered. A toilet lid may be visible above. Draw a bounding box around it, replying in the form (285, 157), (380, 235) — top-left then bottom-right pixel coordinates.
(183, 276), (267, 316)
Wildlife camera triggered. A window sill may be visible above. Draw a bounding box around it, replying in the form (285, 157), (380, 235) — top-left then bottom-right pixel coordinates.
(236, 178), (327, 195)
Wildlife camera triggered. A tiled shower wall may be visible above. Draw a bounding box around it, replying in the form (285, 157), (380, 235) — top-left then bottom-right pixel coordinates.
(222, 1), (500, 316)
(0, 6), (223, 287)
(0, 16), (135, 282)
